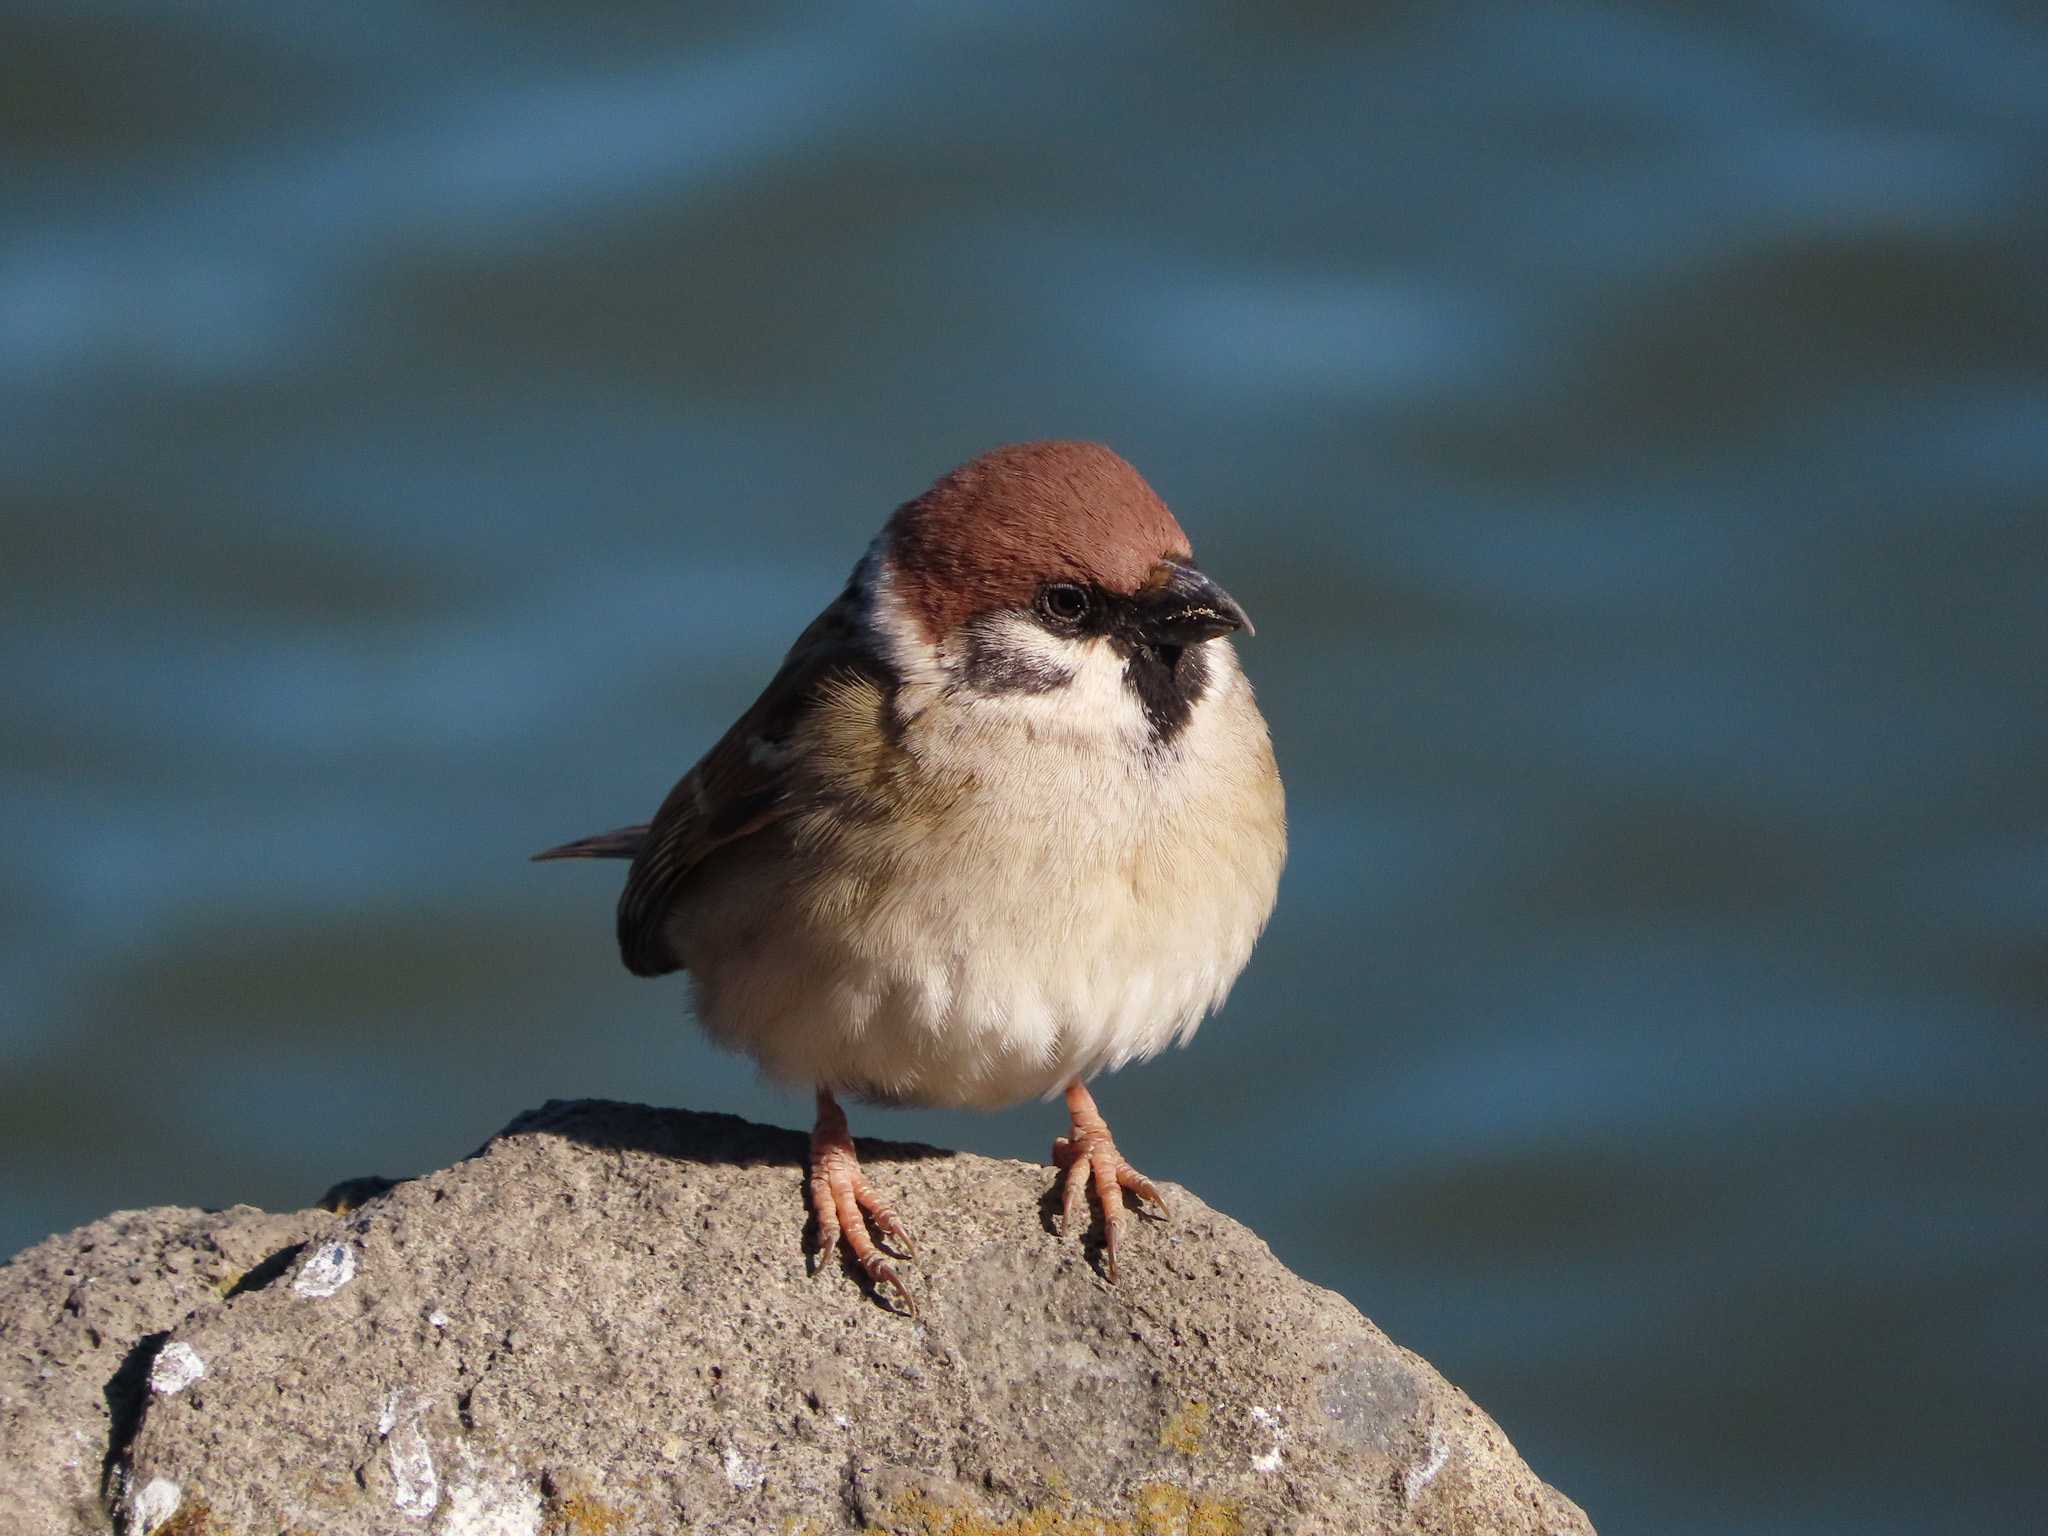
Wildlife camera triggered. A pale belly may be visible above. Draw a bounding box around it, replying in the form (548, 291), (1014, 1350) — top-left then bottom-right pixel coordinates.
(670, 766), (1283, 1109)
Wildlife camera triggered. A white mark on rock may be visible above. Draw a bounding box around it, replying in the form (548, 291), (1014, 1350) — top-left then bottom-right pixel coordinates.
(441, 1475), (543, 1536)
(1249, 1404), (1287, 1473)
(292, 1241), (357, 1298)
(380, 1389), (439, 1518)
(831, 1411), (851, 1430)
(722, 1445), (763, 1491)
(1402, 1432), (1451, 1504)
(148, 1341), (206, 1395)
(131, 1477), (181, 1533)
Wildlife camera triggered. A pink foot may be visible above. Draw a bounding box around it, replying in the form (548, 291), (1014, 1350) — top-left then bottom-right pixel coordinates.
(1051, 1080), (1170, 1282)
(808, 1088), (917, 1315)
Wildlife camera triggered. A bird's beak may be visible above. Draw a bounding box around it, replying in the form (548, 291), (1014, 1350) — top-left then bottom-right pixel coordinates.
(1137, 559), (1255, 645)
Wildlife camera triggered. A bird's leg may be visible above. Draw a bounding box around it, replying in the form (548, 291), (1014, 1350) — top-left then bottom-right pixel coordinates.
(1051, 1079), (1170, 1282)
(807, 1087), (917, 1315)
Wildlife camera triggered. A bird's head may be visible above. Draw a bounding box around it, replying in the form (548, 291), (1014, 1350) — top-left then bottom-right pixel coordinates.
(873, 441), (1251, 745)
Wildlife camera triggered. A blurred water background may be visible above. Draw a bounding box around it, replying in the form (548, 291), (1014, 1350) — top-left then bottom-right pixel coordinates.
(4, 4), (2045, 1530)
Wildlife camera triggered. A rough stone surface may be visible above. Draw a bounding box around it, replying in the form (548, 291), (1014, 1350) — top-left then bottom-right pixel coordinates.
(4, 1100), (1594, 1535)
(0, 1202), (329, 1535)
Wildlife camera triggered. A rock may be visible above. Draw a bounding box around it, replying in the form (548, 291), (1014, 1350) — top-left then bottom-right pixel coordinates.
(0, 1202), (329, 1535)
(3, 1100), (1594, 1535)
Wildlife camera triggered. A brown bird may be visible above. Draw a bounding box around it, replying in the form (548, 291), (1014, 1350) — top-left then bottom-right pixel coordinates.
(537, 441), (1286, 1312)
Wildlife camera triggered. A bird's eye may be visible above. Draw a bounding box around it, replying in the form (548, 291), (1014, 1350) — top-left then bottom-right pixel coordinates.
(1037, 582), (1091, 627)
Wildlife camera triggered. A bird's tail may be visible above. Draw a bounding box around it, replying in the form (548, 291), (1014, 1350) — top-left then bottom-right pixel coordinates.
(530, 824), (650, 862)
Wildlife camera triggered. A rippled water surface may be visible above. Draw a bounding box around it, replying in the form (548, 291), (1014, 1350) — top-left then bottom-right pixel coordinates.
(4, 5), (2044, 1531)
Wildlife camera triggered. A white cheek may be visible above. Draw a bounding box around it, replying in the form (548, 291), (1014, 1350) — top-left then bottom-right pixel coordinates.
(1062, 639), (1152, 740)
(957, 616), (1150, 742)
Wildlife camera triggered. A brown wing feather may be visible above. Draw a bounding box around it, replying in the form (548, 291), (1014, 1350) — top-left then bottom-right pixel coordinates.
(615, 587), (879, 977)
(532, 824), (650, 861)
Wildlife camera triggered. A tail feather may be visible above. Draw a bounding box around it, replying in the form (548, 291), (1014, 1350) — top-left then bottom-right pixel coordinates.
(531, 823), (650, 862)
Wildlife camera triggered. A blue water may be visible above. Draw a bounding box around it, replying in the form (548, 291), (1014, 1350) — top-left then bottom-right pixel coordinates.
(4, 5), (2044, 1530)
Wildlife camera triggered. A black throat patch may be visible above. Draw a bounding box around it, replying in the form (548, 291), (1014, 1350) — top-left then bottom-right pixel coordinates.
(1116, 638), (1210, 744)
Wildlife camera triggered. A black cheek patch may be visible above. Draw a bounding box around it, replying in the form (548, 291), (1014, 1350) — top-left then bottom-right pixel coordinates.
(961, 625), (1076, 695)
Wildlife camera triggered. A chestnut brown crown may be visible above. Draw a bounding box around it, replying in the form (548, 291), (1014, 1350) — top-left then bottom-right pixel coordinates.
(885, 441), (1194, 641)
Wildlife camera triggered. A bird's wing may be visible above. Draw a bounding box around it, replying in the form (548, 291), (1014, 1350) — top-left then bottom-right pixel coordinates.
(615, 589), (881, 977)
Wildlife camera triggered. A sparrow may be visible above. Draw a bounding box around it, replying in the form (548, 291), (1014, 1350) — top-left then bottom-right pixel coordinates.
(537, 441), (1286, 1313)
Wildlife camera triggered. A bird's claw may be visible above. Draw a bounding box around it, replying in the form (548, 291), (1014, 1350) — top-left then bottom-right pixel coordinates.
(1051, 1116), (1166, 1285)
(872, 1207), (917, 1261)
(808, 1093), (918, 1314)
(858, 1250), (917, 1317)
